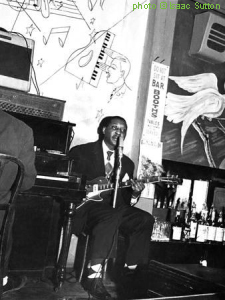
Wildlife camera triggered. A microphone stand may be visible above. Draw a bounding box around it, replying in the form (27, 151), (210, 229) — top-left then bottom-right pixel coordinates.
(112, 136), (123, 208)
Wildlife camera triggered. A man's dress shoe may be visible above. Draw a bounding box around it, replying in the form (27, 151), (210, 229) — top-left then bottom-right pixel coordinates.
(82, 277), (113, 300)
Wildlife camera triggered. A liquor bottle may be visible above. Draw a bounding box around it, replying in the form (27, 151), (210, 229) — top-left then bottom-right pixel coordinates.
(207, 204), (216, 244)
(215, 211), (224, 244)
(182, 206), (190, 242)
(153, 198), (158, 208)
(163, 196), (167, 209)
(205, 206), (212, 242)
(157, 198), (161, 208)
(175, 198), (180, 210)
(168, 197), (174, 208)
(196, 204), (207, 243)
(189, 202), (197, 242)
(171, 210), (182, 241)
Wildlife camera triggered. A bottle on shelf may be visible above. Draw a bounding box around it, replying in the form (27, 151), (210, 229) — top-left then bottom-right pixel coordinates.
(163, 196), (168, 209)
(196, 203), (207, 243)
(156, 198), (161, 208)
(171, 210), (182, 241)
(168, 196), (174, 208)
(153, 198), (158, 208)
(207, 204), (217, 244)
(175, 198), (180, 210)
(205, 205), (212, 242)
(215, 210), (224, 244)
(182, 206), (190, 242)
(189, 202), (198, 242)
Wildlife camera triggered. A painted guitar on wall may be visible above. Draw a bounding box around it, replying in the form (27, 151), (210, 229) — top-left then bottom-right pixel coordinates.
(76, 175), (182, 210)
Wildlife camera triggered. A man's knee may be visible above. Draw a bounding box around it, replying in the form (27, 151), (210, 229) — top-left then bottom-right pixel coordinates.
(142, 211), (155, 226)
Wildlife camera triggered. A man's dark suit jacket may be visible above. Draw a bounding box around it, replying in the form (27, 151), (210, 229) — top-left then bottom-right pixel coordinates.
(68, 140), (135, 234)
(0, 109), (36, 203)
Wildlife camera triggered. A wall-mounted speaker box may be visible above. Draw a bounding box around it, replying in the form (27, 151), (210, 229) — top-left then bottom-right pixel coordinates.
(189, 11), (225, 63)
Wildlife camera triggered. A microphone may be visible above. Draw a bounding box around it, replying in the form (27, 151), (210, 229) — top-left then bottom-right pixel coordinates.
(117, 135), (124, 159)
(113, 135), (124, 208)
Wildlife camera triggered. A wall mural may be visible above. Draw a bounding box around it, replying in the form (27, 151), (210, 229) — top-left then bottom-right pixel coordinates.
(161, 1), (225, 170)
(163, 72), (225, 170)
(165, 73), (225, 168)
(0, 0), (149, 152)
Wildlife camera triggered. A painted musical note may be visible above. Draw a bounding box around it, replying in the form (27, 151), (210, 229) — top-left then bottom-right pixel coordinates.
(43, 26), (70, 47)
(88, 0), (106, 11)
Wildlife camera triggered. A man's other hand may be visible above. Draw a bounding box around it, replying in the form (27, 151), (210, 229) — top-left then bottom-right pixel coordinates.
(130, 179), (145, 200)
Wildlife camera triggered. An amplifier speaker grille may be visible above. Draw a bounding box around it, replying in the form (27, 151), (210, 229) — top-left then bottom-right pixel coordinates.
(0, 101), (57, 119)
(0, 87), (65, 120)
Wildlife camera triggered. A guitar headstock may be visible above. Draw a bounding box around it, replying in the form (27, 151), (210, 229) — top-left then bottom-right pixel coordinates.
(160, 175), (183, 187)
(138, 175), (183, 187)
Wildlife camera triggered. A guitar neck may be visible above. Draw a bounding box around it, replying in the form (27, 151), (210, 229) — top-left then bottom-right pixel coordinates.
(86, 176), (182, 194)
(136, 176), (165, 184)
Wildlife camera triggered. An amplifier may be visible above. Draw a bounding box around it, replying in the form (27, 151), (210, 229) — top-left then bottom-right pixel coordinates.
(0, 86), (65, 120)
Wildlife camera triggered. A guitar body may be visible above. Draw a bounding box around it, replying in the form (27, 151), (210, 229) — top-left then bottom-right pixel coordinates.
(86, 176), (113, 201)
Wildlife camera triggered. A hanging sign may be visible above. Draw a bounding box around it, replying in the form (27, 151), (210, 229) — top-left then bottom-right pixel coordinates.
(137, 62), (169, 188)
(142, 61), (169, 143)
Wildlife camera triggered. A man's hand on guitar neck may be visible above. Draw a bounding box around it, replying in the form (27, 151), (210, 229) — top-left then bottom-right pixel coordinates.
(130, 179), (145, 205)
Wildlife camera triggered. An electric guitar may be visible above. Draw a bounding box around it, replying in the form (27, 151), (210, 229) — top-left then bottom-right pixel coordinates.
(76, 175), (182, 210)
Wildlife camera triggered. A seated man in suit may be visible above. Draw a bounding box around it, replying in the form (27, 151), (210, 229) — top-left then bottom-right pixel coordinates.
(69, 116), (155, 300)
(0, 109), (37, 295)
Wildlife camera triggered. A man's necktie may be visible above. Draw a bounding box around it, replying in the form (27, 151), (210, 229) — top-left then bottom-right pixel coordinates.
(105, 150), (113, 179)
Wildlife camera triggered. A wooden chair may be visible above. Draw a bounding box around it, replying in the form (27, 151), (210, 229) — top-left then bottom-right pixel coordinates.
(0, 154), (24, 299)
(77, 232), (90, 283)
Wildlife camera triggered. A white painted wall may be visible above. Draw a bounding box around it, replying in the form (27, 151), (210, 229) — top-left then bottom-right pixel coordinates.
(0, 0), (150, 154)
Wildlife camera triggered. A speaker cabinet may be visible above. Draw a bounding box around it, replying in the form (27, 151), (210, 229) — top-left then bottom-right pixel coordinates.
(189, 11), (225, 63)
